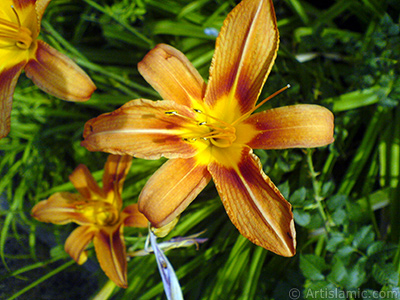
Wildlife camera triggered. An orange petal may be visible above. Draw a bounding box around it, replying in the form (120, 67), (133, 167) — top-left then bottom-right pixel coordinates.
(0, 62), (25, 139)
(204, 0), (279, 117)
(35, 0), (52, 29)
(24, 41), (96, 101)
(8, 0), (36, 10)
(102, 155), (132, 202)
(237, 104), (335, 149)
(93, 226), (128, 288)
(82, 99), (206, 160)
(139, 157), (211, 227)
(65, 225), (96, 265)
(69, 164), (105, 200)
(122, 204), (148, 228)
(208, 146), (296, 257)
(31, 192), (92, 225)
(138, 44), (206, 108)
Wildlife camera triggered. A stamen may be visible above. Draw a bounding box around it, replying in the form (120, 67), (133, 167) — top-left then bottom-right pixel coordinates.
(165, 109), (237, 148)
(164, 110), (199, 124)
(11, 6), (21, 27)
(193, 108), (232, 128)
(231, 84), (291, 126)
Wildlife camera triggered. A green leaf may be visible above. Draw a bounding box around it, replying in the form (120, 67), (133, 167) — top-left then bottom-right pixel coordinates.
(352, 225), (375, 250)
(300, 254), (328, 281)
(290, 187), (307, 205)
(331, 208), (347, 225)
(367, 241), (397, 262)
(327, 257), (347, 285)
(326, 232), (345, 252)
(303, 281), (344, 300)
(372, 263), (399, 286)
(327, 195), (346, 211)
(294, 209), (311, 226)
(343, 257), (367, 289)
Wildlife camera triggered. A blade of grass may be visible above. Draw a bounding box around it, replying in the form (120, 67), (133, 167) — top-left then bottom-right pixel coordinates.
(7, 259), (75, 300)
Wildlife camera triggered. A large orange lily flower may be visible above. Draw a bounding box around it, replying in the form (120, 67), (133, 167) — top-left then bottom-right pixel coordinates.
(31, 155), (148, 288)
(0, 0), (96, 139)
(82, 0), (334, 257)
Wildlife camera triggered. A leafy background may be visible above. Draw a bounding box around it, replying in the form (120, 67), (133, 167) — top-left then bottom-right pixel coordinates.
(1, 0), (400, 299)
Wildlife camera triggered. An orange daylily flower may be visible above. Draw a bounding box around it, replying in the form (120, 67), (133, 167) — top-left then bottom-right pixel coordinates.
(31, 155), (148, 288)
(0, 0), (96, 139)
(81, 0), (334, 257)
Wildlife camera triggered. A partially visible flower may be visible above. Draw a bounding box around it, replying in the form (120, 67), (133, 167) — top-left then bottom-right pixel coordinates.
(0, 0), (96, 139)
(148, 229), (184, 300)
(81, 0), (334, 257)
(129, 230), (207, 256)
(31, 155), (147, 288)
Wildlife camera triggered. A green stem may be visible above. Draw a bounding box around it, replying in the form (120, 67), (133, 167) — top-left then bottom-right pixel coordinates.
(338, 107), (388, 196)
(306, 149), (330, 232)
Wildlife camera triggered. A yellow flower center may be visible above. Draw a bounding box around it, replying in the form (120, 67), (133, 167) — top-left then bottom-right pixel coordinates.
(77, 201), (119, 226)
(164, 86), (291, 149)
(0, 6), (33, 50)
(165, 109), (237, 148)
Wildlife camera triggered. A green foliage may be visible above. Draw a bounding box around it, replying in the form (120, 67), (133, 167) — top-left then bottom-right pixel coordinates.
(1, 0), (400, 299)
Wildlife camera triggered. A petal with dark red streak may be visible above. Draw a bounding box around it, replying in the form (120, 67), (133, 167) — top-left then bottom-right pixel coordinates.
(0, 62), (25, 139)
(204, 0), (279, 118)
(208, 146), (296, 257)
(82, 99), (207, 160)
(138, 44), (206, 108)
(236, 104), (335, 149)
(31, 192), (93, 225)
(93, 226), (128, 288)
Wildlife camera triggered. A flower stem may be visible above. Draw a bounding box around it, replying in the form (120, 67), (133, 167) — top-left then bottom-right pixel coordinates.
(306, 149), (331, 233)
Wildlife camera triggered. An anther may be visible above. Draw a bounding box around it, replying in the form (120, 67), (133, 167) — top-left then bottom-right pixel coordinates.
(165, 111), (177, 115)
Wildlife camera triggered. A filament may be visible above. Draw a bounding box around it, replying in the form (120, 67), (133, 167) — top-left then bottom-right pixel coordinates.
(231, 84), (291, 126)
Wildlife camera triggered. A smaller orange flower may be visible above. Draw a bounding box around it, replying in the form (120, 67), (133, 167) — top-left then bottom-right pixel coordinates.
(31, 155), (148, 288)
(0, 0), (96, 139)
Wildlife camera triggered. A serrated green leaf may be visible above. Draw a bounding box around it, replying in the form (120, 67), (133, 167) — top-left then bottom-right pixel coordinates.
(332, 208), (347, 225)
(367, 241), (397, 262)
(290, 187), (307, 205)
(343, 257), (367, 289)
(300, 254), (328, 281)
(327, 195), (347, 211)
(327, 257), (347, 285)
(326, 232), (345, 252)
(294, 209), (311, 226)
(372, 263), (399, 286)
(352, 225), (375, 250)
